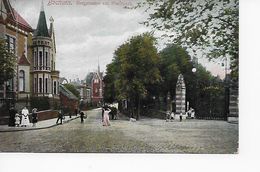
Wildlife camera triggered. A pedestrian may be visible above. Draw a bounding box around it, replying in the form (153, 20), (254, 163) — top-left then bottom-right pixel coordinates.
(170, 111), (175, 122)
(180, 112), (183, 122)
(56, 110), (63, 124)
(191, 108), (195, 119)
(15, 113), (20, 127)
(101, 107), (104, 122)
(31, 108), (38, 127)
(102, 106), (111, 126)
(80, 111), (85, 123)
(165, 111), (170, 122)
(8, 107), (16, 127)
(21, 107), (30, 127)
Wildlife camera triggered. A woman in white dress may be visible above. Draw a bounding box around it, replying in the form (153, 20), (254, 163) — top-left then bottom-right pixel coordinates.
(102, 106), (111, 126)
(21, 107), (30, 127)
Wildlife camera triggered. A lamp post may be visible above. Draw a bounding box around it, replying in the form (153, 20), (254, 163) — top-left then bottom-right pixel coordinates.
(192, 67), (197, 113)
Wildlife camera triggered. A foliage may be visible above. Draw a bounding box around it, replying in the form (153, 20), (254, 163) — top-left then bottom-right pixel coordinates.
(136, 0), (238, 82)
(30, 97), (50, 111)
(158, 44), (224, 116)
(63, 83), (80, 99)
(0, 39), (16, 85)
(104, 33), (161, 119)
(103, 62), (118, 103)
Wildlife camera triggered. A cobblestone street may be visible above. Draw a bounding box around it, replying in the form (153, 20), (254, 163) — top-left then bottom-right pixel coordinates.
(0, 109), (238, 153)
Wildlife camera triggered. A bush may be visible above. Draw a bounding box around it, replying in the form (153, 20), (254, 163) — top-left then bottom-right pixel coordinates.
(30, 97), (50, 111)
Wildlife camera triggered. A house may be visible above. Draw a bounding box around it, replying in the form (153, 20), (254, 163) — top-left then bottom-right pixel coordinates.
(85, 64), (104, 106)
(0, 0), (59, 121)
(0, 0), (33, 106)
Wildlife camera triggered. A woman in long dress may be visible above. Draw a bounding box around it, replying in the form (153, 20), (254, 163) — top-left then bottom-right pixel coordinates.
(21, 107), (30, 127)
(102, 106), (111, 126)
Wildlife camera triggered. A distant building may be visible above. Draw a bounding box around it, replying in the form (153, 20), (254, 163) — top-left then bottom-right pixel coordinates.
(85, 64), (104, 105)
(59, 84), (78, 114)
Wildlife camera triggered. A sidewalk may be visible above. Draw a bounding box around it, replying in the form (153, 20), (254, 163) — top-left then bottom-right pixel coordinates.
(0, 115), (80, 132)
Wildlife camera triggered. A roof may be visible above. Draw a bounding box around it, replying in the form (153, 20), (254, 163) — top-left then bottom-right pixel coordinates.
(59, 85), (78, 100)
(12, 8), (33, 31)
(2, 0), (33, 32)
(34, 10), (49, 37)
(18, 53), (30, 66)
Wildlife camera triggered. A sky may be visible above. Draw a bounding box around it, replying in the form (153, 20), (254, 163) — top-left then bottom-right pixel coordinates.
(11, 0), (227, 80)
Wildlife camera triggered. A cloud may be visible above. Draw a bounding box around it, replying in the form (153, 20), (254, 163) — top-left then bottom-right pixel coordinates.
(11, 0), (224, 80)
(12, 0), (149, 80)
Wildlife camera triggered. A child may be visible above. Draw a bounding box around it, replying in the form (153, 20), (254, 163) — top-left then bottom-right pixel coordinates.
(15, 113), (20, 127)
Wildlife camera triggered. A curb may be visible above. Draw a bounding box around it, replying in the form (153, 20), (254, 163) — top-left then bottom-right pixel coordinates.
(0, 116), (80, 133)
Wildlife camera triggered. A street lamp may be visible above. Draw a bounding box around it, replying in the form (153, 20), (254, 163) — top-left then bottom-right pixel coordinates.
(192, 67), (197, 115)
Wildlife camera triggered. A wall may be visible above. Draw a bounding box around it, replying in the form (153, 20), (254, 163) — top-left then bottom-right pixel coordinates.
(36, 110), (59, 121)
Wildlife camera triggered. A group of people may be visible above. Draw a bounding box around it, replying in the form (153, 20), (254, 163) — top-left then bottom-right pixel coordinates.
(9, 107), (38, 127)
(9, 104), (113, 127)
(56, 109), (87, 125)
(166, 108), (196, 122)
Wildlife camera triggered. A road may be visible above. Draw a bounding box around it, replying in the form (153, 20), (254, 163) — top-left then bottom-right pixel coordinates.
(0, 108), (238, 153)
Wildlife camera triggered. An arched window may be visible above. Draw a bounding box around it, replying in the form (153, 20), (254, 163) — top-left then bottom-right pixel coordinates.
(54, 81), (57, 94)
(39, 78), (42, 93)
(19, 70), (25, 92)
(45, 78), (48, 93)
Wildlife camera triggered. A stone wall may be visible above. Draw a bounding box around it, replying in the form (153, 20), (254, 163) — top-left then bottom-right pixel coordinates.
(228, 86), (238, 122)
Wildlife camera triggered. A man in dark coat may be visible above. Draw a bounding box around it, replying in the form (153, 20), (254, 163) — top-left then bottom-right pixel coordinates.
(80, 111), (85, 123)
(8, 107), (16, 127)
(56, 110), (63, 124)
(32, 108), (38, 127)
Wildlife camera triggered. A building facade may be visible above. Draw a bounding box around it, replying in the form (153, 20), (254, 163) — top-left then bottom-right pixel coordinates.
(0, 0), (33, 107)
(0, 0), (59, 112)
(85, 65), (104, 105)
(31, 3), (59, 100)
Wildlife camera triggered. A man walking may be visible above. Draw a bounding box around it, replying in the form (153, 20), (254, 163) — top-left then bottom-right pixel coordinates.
(80, 111), (85, 123)
(56, 110), (63, 124)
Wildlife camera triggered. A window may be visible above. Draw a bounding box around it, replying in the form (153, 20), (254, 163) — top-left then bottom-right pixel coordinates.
(45, 52), (48, 68)
(45, 78), (48, 93)
(54, 81), (57, 94)
(39, 78), (42, 93)
(34, 51), (37, 67)
(39, 51), (43, 68)
(5, 35), (16, 54)
(19, 70), (25, 92)
(34, 78), (37, 93)
(6, 79), (14, 92)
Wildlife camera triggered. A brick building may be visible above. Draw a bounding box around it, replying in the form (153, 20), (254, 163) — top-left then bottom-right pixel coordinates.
(85, 64), (104, 106)
(0, 0), (59, 117)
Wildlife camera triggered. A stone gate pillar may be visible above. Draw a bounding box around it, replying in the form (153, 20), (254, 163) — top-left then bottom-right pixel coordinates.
(176, 74), (186, 116)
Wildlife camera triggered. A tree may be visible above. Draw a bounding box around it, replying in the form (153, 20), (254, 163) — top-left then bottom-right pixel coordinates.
(63, 84), (80, 99)
(159, 44), (193, 97)
(0, 39), (16, 85)
(104, 33), (161, 120)
(103, 62), (118, 103)
(137, 0), (238, 82)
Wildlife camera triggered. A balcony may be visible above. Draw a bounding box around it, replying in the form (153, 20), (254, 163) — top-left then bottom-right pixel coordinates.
(33, 66), (51, 71)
